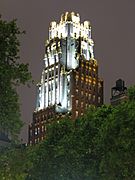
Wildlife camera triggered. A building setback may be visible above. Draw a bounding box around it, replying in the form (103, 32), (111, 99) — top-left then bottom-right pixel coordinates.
(28, 12), (103, 145)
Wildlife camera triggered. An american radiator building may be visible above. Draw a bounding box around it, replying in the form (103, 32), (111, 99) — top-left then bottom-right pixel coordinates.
(28, 12), (103, 145)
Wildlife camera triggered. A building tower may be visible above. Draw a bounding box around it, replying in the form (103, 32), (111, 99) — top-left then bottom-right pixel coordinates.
(28, 12), (103, 145)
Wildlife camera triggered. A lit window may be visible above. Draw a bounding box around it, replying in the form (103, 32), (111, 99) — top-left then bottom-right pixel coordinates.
(93, 95), (96, 102)
(89, 67), (91, 70)
(76, 100), (79, 106)
(98, 97), (101, 103)
(35, 128), (38, 135)
(76, 79), (78, 85)
(76, 74), (79, 79)
(85, 78), (88, 82)
(93, 78), (96, 84)
(81, 76), (84, 81)
(88, 94), (91, 101)
(76, 111), (78, 117)
(81, 102), (83, 108)
(93, 63), (96, 67)
(42, 125), (44, 132)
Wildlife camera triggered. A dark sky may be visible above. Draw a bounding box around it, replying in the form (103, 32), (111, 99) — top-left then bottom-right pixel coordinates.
(0, 0), (135, 142)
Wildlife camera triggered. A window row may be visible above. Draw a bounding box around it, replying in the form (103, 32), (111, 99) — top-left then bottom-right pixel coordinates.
(33, 126), (47, 136)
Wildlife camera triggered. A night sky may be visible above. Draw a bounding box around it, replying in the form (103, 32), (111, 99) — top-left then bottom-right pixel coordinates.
(0, 0), (135, 142)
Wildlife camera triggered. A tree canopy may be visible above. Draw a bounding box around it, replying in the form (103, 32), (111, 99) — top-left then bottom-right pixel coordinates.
(26, 87), (135, 179)
(0, 17), (32, 139)
(1, 86), (135, 179)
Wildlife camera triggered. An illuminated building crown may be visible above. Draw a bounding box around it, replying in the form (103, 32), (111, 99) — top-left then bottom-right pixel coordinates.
(49, 12), (93, 42)
(36, 12), (95, 111)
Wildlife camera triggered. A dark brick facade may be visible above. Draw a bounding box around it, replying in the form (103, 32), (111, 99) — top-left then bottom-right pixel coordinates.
(28, 57), (103, 145)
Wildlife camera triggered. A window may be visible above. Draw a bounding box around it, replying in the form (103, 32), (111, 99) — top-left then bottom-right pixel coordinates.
(42, 125), (44, 132)
(81, 76), (84, 81)
(81, 102), (83, 108)
(76, 89), (78, 93)
(98, 97), (101, 103)
(76, 78), (79, 85)
(76, 111), (78, 117)
(35, 128), (38, 135)
(93, 95), (96, 102)
(81, 91), (84, 96)
(88, 94), (90, 101)
(81, 63), (84, 67)
(89, 66), (91, 70)
(76, 74), (79, 79)
(93, 78), (96, 84)
(76, 100), (79, 107)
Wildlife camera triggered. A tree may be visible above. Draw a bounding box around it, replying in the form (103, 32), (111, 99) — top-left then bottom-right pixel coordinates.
(27, 97), (135, 179)
(26, 106), (114, 180)
(1, 86), (135, 179)
(128, 85), (135, 101)
(27, 117), (75, 180)
(0, 16), (32, 140)
(0, 145), (32, 179)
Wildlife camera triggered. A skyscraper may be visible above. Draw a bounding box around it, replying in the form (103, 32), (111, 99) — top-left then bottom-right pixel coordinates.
(28, 12), (103, 145)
